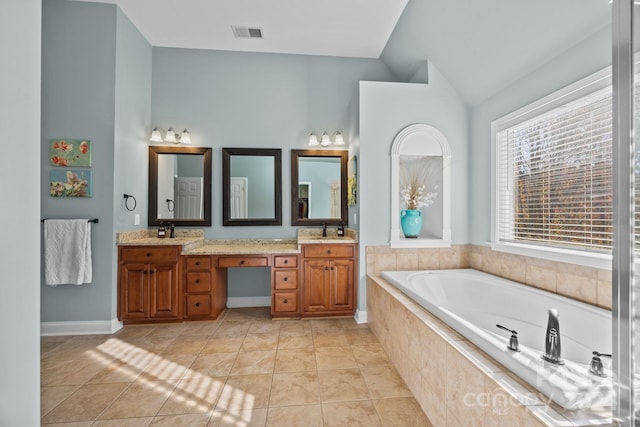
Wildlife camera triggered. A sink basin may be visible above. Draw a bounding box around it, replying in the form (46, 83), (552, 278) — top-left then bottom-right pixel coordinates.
(298, 235), (356, 243)
(297, 228), (358, 243)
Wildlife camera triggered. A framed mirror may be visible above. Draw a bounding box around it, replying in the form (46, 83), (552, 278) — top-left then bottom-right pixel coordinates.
(291, 149), (348, 226)
(148, 146), (212, 227)
(222, 148), (282, 226)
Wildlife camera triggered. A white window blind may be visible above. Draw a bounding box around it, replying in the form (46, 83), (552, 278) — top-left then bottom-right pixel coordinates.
(495, 86), (614, 252)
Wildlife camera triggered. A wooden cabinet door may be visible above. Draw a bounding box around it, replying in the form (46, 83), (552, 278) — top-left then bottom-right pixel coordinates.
(303, 260), (329, 312)
(121, 263), (148, 319)
(149, 263), (179, 319)
(330, 259), (354, 311)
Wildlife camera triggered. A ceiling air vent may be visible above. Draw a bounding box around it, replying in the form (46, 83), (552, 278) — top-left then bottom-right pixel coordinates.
(232, 26), (263, 39)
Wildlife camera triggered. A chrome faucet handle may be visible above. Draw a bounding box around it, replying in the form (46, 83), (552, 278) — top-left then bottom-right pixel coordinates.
(496, 324), (520, 352)
(589, 351), (612, 377)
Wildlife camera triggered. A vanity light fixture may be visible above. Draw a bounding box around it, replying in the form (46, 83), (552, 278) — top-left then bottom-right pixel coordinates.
(307, 130), (346, 147)
(320, 131), (332, 147)
(150, 128), (163, 142)
(309, 132), (320, 146)
(164, 128), (178, 143)
(149, 127), (192, 144)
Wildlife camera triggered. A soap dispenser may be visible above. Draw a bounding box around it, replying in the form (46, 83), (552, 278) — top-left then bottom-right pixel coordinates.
(158, 222), (166, 238)
(337, 221), (345, 237)
(169, 223), (175, 238)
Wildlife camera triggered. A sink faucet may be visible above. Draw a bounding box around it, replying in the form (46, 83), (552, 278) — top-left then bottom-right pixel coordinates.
(322, 222), (327, 237)
(542, 309), (564, 365)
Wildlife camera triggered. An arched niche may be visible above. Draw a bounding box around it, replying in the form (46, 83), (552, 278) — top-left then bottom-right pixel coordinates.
(390, 123), (451, 248)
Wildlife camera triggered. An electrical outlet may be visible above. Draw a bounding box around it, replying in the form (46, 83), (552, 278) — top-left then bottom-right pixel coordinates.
(134, 214), (140, 225)
(353, 213), (357, 225)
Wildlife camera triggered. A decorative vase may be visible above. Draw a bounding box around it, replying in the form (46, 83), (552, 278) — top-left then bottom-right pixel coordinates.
(400, 209), (422, 238)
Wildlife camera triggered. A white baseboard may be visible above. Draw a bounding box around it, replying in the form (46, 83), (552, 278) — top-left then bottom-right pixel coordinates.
(226, 296), (271, 308)
(355, 308), (367, 324)
(41, 318), (123, 336)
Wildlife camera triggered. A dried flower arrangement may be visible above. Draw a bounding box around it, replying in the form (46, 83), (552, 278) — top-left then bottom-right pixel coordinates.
(400, 157), (438, 210)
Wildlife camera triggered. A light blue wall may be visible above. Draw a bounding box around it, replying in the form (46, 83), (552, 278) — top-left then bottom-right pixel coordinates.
(380, 0), (610, 106)
(347, 90), (360, 230)
(178, 155), (204, 177)
(0, 0), (41, 423)
(468, 26), (611, 245)
(231, 156), (275, 218)
(42, 0), (152, 322)
(41, 0), (117, 322)
(151, 47), (392, 240)
(113, 8), (152, 318)
(359, 62), (469, 309)
(151, 47), (393, 298)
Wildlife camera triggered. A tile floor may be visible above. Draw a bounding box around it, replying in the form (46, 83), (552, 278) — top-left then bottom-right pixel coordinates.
(41, 307), (433, 426)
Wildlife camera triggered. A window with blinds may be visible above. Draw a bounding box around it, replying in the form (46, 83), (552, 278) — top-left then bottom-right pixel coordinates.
(494, 81), (615, 253)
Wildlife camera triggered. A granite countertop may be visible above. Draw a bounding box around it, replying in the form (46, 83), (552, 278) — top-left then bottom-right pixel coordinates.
(116, 228), (357, 254)
(296, 228), (358, 244)
(116, 229), (204, 247)
(186, 239), (300, 255)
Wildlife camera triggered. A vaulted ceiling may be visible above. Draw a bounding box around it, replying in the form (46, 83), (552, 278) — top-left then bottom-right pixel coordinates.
(73, 0), (612, 106)
(77, 0), (408, 58)
(381, 0), (612, 105)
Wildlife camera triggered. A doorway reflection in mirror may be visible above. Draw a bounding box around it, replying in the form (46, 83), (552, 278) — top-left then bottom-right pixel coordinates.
(156, 153), (204, 220)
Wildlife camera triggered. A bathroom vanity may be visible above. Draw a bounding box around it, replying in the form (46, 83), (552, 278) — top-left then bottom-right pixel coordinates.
(116, 229), (357, 324)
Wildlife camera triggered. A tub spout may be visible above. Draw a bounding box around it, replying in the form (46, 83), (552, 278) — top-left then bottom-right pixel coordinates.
(542, 309), (564, 365)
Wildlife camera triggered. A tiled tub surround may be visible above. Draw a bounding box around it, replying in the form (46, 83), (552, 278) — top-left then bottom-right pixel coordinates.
(367, 275), (615, 427)
(381, 269), (613, 410)
(366, 244), (612, 310)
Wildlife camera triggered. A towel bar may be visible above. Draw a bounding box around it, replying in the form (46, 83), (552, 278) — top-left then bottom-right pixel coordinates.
(41, 218), (99, 224)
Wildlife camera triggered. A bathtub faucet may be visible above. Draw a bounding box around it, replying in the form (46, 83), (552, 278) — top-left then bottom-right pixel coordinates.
(542, 309), (564, 365)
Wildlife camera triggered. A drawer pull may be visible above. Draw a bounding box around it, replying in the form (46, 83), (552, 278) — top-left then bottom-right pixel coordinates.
(327, 250), (331, 255)
(195, 302), (201, 307)
(195, 261), (200, 266)
(195, 279), (200, 284)
(240, 260), (245, 265)
(284, 259), (288, 264)
(283, 299), (288, 304)
(146, 252), (151, 257)
(283, 277), (288, 282)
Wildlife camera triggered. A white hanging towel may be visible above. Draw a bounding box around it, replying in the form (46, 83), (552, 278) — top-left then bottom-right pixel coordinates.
(44, 219), (92, 286)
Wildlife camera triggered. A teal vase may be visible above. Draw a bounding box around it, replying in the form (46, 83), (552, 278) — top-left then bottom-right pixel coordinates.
(400, 209), (422, 238)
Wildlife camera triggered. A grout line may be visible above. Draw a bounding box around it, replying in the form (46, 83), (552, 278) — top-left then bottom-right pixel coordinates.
(42, 308), (422, 426)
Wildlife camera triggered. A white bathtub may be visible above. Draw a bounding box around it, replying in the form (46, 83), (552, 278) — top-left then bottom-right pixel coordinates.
(381, 269), (613, 410)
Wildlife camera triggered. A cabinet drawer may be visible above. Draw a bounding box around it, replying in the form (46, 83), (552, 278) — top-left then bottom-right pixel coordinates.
(303, 245), (354, 259)
(185, 256), (211, 271)
(186, 272), (211, 293)
(185, 294), (212, 317)
(274, 270), (298, 290)
(274, 255), (298, 268)
(273, 292), (298, 313)
(218, 256), (269, 268)
(120, 246), (179, 263)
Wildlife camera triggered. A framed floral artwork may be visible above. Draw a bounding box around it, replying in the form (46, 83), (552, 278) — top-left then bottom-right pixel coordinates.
(50, 139), (92, 167)
(50, 170), (93, 197)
